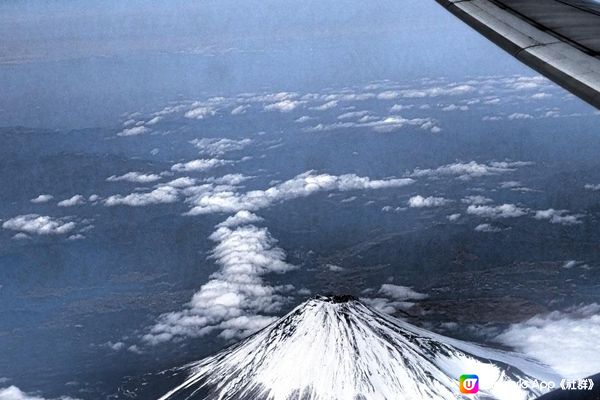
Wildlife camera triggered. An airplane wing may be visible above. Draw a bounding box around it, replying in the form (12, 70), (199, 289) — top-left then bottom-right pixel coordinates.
(435, 0), (600, 109)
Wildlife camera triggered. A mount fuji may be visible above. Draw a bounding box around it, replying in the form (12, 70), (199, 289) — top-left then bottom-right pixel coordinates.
(157, 295), (560, 400)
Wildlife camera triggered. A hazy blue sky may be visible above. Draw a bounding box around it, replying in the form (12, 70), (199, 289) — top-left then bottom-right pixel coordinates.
(0, 1), (529, 128)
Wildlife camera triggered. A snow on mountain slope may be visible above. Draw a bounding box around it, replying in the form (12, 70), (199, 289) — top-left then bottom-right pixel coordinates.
(158, 295), (560, 400)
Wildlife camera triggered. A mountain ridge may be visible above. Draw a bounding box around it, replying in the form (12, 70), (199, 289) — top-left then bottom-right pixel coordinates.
(158, 295), (560, 400)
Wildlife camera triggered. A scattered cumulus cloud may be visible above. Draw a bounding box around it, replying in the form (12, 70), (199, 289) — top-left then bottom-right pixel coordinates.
(407, 195), (450, 208)
(310, 101), (338, 111)
(104, 186), (179, 207)
(216, 210), (264, 228)
(534, 209), (583, 225)
(462, 195), (492, 205)
(294, 116), (313, 123)
(325, 264), (344, 272)
(467, 204), (527, 219)
(118, 126), (149, 136)
(107, 172), (161, 183)
(410, 160), (531, 180)
(508, 113), (534, 120)
(361, 284), (428, 314)
(447, 213), (461, 222)
(264, 100), (303, 112)
(2, 215), (76, 235)
(397, 84), (475, 98)
(145, 116), (162, 125)
(231, 105), (249, 115)
(184, 106), (216, 119)
(171, 158), (231, 172)
(57, 195), (86, 207)
(163, 177), (197, 188)
(30, 194), (53, 204)
(474, 223), (502, 233)
(190, 138), (252, 156)
(378, 284), (428, 300)
(531, 92), (552, 99)
(441, 104), (469, 112)
(338, 111), (369, 120)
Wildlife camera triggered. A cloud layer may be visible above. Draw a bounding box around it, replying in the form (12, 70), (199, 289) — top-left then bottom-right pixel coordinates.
(186, 171), (414, 215)
(496, 304), (600, 378)
(2, 215), (76, 235)
(144, 222), (296, 344)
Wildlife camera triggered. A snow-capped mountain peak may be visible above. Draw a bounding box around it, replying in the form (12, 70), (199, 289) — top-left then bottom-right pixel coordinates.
(159, 295), (559, 400)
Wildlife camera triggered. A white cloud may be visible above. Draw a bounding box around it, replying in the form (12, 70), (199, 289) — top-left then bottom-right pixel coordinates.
(399, 84), (475, 98)
(2, 215), (76, 235)
(474, 223), (502, 233)
(190, 138), (252, 156)
(377, 91), (400, 100)
(163, 177), (197, 188)
(508, 113), (534, 120)
(171, 158), (230, 172)
(499, 181), (522, 189)
(216, 210), (264, 228)
(104, 186), (179, 207)
(562, 260), (579, 269)
(104, 341), (126, 351)
(447, 213), (461, 222)
(107, 172), (161, 183)
(118, 126), (149, 136)
(325, 264), (344, 272)
(509, 76), (546, 91)
(144, 224), (296, 344)
(462, 195), (492, 205)
(361, 283), (428, 314)
(305, 115), (439, 134)
(441, 104), (469, 112)
(337, 111), (369, 120)
(231, 105), (249, 115)
(467, 204), (527, 219)
(30, 195), (53, 204)
(379, 284), (428, 300)
(294, 116), (313, 123)
(310, 101), (338, 111)
(483, 97), (501, 105)
(184, 106), (216, 119)
(495, 304), (600, 378)
(145, 116), (162, 125)
(0, 386), (79, 400)
(407, 195), (450, 208)
(531, 92), (552, 99)
(205, 174), (249, 186)
(57, 195), (86, 207)
(483, 115), (502, 121)
(264, 100), (303, 112)
(534, 209), (583, 225)
(390, 104), (413, 112)
(186, 171), (414, 215)
(410, 160), (531, 180)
